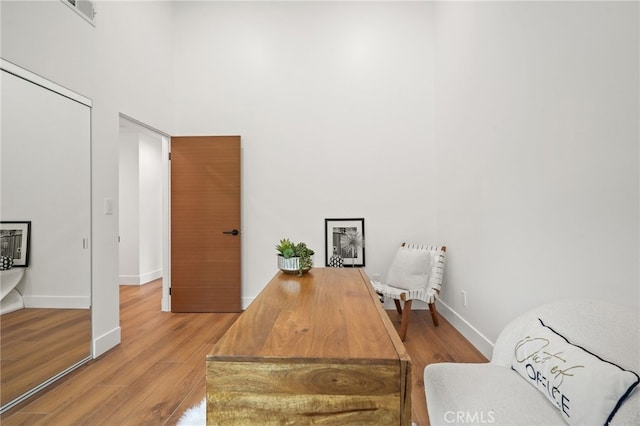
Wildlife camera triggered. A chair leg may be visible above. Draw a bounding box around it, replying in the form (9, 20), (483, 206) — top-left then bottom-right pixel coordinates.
(393, 299), (403, 315)
(399, 300), (412, 341)
(428, 302), (439, 327)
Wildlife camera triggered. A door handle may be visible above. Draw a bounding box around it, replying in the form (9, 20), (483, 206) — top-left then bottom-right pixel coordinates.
(223, 229), (239, 236)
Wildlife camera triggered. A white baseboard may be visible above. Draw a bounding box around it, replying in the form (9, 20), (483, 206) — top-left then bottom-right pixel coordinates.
(241, 297), (253, 310)
(436, 299), (494, 360)
(23, 295), (91, 309)
(140, 269), (163, 284)
(120, 268), (163, 286)
(93, 326), (121, 358)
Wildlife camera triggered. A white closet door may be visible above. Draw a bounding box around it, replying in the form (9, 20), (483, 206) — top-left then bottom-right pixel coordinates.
(1, 69), (91, 308)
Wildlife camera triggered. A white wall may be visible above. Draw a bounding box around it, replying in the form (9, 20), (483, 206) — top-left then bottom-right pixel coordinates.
(1, 0), (175, 356)
(433, 1), (639, 355)
(138, 132), (163, 282)
(172, 1), (638, 357)
(172, 1), (437, 306)
(119, 132), (140, 283)
(119, 130), (163, 285)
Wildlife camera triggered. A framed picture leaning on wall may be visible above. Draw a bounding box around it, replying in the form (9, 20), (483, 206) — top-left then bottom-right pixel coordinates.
(324, 218), (365, 267)
(0, 221), (31, 267)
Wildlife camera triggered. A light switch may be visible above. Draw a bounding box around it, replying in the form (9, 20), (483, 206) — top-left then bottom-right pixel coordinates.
(104, 198), (113, 215)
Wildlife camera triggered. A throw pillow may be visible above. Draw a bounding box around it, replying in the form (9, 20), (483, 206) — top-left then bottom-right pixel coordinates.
(511, 318), (639, 425)
(386, 246), (431, 290)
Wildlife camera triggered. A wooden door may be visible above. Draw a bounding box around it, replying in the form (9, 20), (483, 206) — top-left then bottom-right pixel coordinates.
(171, 136), (241, 312)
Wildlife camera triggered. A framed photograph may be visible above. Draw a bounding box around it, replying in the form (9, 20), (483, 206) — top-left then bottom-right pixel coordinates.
(1, 221), (31, 267)
(325, 218), (365, 267)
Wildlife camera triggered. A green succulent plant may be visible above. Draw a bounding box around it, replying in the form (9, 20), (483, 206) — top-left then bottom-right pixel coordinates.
(275, 239), (296, 258)
(276, 238), (315, 276)
(294, 242), (314, 271)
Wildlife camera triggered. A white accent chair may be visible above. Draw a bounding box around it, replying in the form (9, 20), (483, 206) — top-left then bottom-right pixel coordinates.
(371, 244), (446, 341)
(424, 299), (640, 425)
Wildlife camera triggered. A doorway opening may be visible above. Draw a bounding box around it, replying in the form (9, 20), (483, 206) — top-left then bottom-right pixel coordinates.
(118, 114), (171, 311)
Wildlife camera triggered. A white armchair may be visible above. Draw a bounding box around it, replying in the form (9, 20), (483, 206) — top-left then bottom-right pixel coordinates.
(372, 244), (446, 341)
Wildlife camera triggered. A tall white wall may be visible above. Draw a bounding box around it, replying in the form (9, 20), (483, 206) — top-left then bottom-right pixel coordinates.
(138, 133), (163, 283)
(172, 1), (437, 306)
(119, 131), (163, 285)
(1, 0), (175, 356)
(433, 1), (639, 355)
(118, 132), (140, 282)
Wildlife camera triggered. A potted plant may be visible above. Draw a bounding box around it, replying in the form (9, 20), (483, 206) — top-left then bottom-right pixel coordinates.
(276, 238), (314, 276)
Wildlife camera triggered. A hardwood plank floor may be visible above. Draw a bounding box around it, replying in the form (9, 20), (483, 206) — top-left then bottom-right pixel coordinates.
(0, 279), (486, 425)
(385, 308), (487, 426)
(1, 308), (91, 406)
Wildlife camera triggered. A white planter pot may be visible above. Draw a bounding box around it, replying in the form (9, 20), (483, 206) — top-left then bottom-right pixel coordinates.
(277, 255), (311, 275)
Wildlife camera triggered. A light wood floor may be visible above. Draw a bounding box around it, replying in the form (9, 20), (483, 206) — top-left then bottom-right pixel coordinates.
(1, 279), (486, 425)
(1, 307), (91, 406)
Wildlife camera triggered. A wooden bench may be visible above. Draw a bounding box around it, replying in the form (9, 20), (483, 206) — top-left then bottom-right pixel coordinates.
(206, 267), (411, 425)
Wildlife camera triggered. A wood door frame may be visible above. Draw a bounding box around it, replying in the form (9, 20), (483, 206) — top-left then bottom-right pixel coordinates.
(162, 134), (171, 312)
(117, 114), (172, 312)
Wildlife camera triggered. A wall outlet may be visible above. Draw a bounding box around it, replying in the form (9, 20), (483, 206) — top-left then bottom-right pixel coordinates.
(461, 290), (467, 307)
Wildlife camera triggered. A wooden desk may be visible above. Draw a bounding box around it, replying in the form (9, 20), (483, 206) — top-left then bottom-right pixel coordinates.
(206, 268), (411, 425)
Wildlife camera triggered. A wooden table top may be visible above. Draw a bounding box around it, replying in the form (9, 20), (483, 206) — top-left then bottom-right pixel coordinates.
(208, 267), (407, 364)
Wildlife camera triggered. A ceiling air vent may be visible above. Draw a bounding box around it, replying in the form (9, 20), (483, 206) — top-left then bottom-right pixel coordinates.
(62, 0), (96, 26)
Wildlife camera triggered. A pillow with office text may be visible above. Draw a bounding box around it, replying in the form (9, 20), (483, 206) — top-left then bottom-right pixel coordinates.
(511, 318), (639, 425)
(386, 246), (431, 290)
